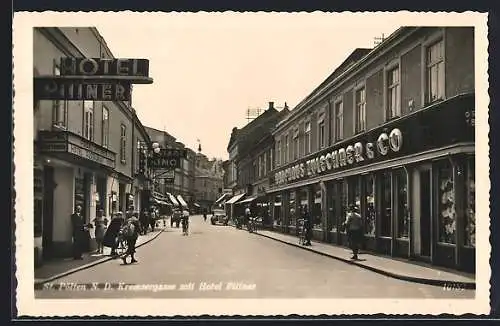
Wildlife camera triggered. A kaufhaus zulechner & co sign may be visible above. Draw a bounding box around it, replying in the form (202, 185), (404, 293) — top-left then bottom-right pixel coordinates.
(274, 128), (403, 185)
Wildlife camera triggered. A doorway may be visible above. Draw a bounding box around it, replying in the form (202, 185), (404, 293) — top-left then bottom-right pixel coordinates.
(419, 169), (432, 258)
(42, 166), (54, 259)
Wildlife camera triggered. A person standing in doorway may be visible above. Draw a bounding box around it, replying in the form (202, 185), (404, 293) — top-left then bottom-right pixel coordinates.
(344, 204), (363, 260)
(71, 205), (85, 260)
(92, 208), (108, 254)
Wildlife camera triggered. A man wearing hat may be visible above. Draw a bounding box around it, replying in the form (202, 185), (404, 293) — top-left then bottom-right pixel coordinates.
(344, 204), (363, 260)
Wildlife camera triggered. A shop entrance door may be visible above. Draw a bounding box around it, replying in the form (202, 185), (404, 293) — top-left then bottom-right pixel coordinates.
(419, 169), (432, 258)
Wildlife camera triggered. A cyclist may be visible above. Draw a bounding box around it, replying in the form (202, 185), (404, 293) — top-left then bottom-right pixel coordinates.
(181, 209), (190, 235)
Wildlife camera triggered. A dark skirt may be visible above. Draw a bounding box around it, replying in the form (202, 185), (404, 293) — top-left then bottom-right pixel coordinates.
(103, 220), (122, 248)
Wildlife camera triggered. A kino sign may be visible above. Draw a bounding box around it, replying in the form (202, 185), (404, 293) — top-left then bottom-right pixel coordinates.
(34, 57), (153, 102)
(275, 128), (403, 185)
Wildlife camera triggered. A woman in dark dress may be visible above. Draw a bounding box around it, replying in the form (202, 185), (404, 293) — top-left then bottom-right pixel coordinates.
(103, 212), (125, 256)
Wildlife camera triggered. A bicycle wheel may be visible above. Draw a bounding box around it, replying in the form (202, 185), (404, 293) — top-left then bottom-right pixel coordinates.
(116, 238), (128, 256)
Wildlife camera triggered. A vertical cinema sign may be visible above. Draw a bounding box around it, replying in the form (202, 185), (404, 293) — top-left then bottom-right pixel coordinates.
(34, 58), (153, 101)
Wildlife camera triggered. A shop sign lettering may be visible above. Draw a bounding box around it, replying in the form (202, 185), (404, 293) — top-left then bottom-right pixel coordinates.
(274, 128), (403, 185)
(67, 143), (115, 169)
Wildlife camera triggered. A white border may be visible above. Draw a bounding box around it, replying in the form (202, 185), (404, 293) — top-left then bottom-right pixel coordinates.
(13, 11), (490, 316)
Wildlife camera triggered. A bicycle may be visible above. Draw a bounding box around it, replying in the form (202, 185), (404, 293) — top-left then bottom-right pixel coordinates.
(114, 230), (129, 256)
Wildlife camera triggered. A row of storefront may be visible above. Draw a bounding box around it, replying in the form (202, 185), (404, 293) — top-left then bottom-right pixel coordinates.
(266, 94), (475, 273)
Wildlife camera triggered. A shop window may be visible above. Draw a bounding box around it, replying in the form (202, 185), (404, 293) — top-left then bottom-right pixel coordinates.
(380, 171), (392, 237)
(274, 196), (282, 226)
(364, 174), (376, 236)
(438, 161), (456, 244)
(83, 100), (95, 141)
(426, 40), (445, 103)
(464, 157), (475, 247)
(386, 66), (401, 119)
(304, 122), (311, 154)
(328, 183), (337, 232)
(395, 169), (409, 238)
(355, 87), (366, 133)
(348, 176), (361, 210)
(289, 191), (296, 226)
(313, 186), (322, 229)
(340, 180), (348, 233)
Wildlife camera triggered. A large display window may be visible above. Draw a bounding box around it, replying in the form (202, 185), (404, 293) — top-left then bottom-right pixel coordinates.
(395, 169), (409, 238)
(464, 157), (475, 247)
(437, 161), (456, 244)
(380, 171), (392, 237)
(364, 174), (376, 236)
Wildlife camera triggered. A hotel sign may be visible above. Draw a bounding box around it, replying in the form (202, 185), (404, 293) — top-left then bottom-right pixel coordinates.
(38, 131), (116, 169)
(275, 128), (403, 185)
(34, 57), (152, 101)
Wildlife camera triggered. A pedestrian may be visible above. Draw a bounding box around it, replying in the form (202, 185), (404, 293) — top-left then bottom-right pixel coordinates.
(121, 213), (140, 264)
(71, 205), (85, 260)
(303, 205), (312, 246)
(103, 212), (125, 257)
(344, 204), (363, 260)
(149, 207), (156, 232)
(92, 208), (108, 254)
(139, 208), (148, 235)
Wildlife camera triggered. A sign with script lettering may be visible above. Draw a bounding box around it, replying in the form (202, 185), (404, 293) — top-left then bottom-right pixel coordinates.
(38, 131), (116, 169)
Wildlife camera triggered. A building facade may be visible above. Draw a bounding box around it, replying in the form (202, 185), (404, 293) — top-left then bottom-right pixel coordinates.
(194, 154), (224, 212)
(267, 27), (475, 273)
(33, 27), (153, 263)
(144, 126), (196, 210)
(224, 102), (289, 219)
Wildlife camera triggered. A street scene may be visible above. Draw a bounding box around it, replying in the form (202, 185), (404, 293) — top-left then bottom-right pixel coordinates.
(25, 12), (483, 307)
(35, 215), (475, 299)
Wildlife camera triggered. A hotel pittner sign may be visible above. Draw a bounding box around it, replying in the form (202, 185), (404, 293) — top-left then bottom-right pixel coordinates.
(34, 57), (153, 101)
(274, 93), (475, 186)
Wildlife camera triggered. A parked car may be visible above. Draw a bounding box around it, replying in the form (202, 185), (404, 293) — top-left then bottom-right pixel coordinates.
(210, 209), (229, 225)
(171, 209), (182, 228)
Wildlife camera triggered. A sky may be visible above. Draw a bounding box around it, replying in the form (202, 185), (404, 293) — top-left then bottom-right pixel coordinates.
(95, 13), (401, 160)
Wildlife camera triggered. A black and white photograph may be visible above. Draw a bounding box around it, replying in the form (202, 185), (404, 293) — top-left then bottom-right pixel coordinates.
(13, 11), (489, 316)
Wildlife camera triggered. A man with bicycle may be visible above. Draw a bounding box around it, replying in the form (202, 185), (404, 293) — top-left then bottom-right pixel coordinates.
(121, 213), (140, 264)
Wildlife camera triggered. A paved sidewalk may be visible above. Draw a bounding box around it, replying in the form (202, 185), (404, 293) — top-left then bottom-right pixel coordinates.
(35, 226), (167, 284)
(255, 229), (476, 289)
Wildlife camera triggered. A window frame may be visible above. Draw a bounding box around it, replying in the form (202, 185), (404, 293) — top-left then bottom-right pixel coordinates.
(52, 61), (68, 129)
(354, 86), (366, 134)
(334, 99), (344, 141)
(101, 105), (110, 148)
(386, 65), (401, 120)
(120, 124), (127, 164)
(276, 140), (281, 167)
(284, 135), (289, 164)
(293, 128), (299, 160)
(304, 121), (311, 155)
(83, 100), (95, 141)
(318, 118), (326, 149)
(425, 39), (445, 104)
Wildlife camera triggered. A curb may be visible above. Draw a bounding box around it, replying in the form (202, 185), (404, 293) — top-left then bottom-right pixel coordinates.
(35, 227), (167, 286)
(254, 231), (476, 290)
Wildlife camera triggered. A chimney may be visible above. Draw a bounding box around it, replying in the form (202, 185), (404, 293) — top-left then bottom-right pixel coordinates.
(268, 102), (274, 110)
(284, 102), (288, 110)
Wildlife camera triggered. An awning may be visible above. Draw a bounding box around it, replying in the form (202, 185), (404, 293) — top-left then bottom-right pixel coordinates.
(225, 193), (246, 205)
(167, 193), (180, 206)
(215, 193), (229, 205)
(193, 203), (201, 207)
(177, 195), (188, 208)
(238, 196), (258, 204)
(153, 198), (168, 205)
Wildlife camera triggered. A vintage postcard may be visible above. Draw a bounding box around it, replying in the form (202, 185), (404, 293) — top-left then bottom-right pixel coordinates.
(13, 11), (490, 316)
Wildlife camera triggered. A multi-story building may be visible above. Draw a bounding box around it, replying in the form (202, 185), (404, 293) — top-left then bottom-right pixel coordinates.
(224, 102), (289, 219)
(33, 27), (153, 264)
(267, 27), (475, 273)
(194, 154), (224, 212)
(144, 126), (195, 210)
